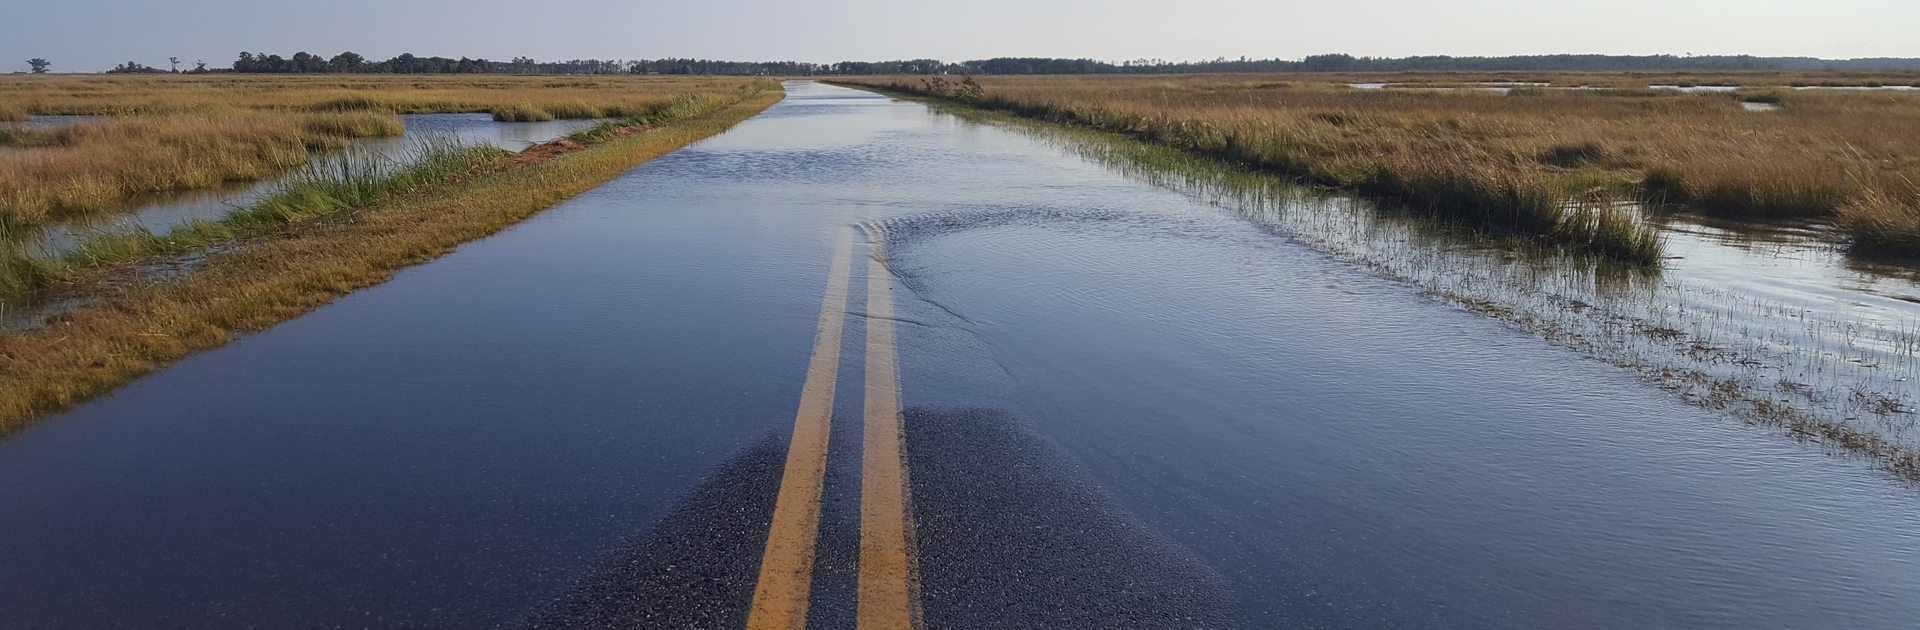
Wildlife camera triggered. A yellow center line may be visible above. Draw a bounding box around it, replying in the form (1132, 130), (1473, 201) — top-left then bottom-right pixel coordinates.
(859, 227), (923, 630)
(746, 228), (856, 630)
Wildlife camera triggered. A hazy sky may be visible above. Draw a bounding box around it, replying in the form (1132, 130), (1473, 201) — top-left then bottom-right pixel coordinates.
(5, 0), (1914, 72)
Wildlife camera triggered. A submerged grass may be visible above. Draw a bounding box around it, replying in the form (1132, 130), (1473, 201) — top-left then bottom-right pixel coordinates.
(834, 74), (1920, 257)
(0, 81), (783, 434)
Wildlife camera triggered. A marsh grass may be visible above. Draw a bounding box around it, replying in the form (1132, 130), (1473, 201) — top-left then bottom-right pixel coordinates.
(50, 135), (502, 275)
(1840, 187), (1920, 256)
(0, 75), (763, 232)
(491, 103), (557, 122)
(0, 110), (402, 235)
(835, 74), (1920, 257)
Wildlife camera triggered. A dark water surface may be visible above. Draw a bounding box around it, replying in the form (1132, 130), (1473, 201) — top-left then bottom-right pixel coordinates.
(1, 82), (1916, 628)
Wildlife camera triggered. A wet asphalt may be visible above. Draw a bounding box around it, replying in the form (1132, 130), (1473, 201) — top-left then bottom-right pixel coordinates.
(524, 408), (1232, 630)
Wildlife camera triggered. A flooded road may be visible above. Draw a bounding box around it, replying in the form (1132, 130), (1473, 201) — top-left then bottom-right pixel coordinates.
(1, 82), (1917, 629)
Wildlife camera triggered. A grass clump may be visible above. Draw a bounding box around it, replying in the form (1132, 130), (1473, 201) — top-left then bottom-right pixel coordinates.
(1839, 188), (1920, 256)
(540, 101), (605, 119)
(302, 113), (404, 138)
(0, 105), (29, 122)
(1641, 161), (1854, 218)
(491, 103), (556, 122)
(309, 95), (382, 112)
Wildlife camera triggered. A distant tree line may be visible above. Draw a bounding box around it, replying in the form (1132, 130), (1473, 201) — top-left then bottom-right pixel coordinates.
(190, 52), (1920, 76)
(232, 51), (504, 74)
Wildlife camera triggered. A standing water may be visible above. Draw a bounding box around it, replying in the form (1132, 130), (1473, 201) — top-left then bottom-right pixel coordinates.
(0, 82), (1915, 628)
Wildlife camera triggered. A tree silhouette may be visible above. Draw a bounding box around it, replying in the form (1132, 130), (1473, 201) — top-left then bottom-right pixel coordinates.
(27, 58), (50, 74)
(169, 57), (180, 73)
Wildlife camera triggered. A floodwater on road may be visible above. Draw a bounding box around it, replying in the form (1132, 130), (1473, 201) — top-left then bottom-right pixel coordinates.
(0, 82), (1916, 629)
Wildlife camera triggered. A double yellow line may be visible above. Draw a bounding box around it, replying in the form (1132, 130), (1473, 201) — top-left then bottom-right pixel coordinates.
(745, 226), (921, 630)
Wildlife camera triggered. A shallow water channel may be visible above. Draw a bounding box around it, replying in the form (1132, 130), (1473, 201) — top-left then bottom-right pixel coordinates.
(1, 83), (1917, 628)
(8, 114), (605, 255)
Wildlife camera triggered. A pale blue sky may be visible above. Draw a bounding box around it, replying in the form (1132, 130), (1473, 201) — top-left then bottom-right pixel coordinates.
(5, 0), (1913, 72)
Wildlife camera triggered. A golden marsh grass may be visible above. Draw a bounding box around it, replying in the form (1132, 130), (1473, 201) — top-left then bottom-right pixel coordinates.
(0, 74), (760, 234)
